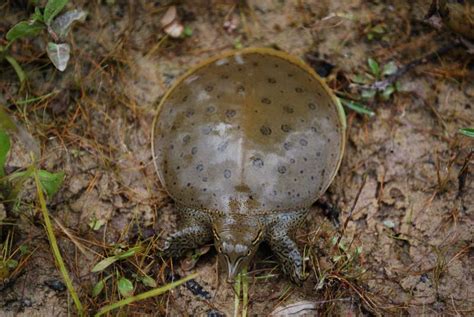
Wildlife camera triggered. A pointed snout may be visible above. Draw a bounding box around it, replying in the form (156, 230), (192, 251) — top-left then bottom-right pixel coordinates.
(226, 259), (242, 283)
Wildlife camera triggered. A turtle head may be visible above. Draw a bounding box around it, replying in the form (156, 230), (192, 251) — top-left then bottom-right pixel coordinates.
(212, 216), (264, 283)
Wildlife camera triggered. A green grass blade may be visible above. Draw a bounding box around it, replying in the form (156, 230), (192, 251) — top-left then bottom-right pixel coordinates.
(339, 98), (375, 117)
(95, 273), (197, 317)
(459, 128), (474, 138)
(0, 130), (10, 177)
(5, 55), (26, 86)
(32, 160), (84, 316)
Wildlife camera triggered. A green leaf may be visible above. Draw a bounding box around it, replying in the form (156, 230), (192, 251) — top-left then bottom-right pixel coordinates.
(32, 7), (44, 23)
(339, 98), (375, 117)
(116, 246), (142, 260)
(0, 129), (11, 177)
(46, 42), (70, 71)
(44, 0), (69, 25)
(6, 259), (18, 269)
(351, 74), (370, 84)
(371, 24), (385, 34)
(5, 55), (27, 85)
(182, 25), (192, 37)
(89, 217), (106, 231)
(38, 170), (64, 197)
(19, 245), (29, 255)
(381, 84), (396, 100)
(91, 256), (118, 273)
(6, 21), (44, 42)
(459, 128), (474, 138)
(92, 279), (106, 297)
(118, 277), (134, 297)
(361, 88), (377, 100)
(91, 246), (142, 273)
(382, 61), (398, 76)
(140, 275), (157, 288)
(367, 57), (380, 77)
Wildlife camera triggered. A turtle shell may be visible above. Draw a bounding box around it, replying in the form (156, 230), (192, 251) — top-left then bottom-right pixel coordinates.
(152, 48), (346, 215)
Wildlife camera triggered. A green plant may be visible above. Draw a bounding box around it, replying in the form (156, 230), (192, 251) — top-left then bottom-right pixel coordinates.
(1, 0), (87, 87)
(0, 129), (64, 207)
(352, 57), (399, 101)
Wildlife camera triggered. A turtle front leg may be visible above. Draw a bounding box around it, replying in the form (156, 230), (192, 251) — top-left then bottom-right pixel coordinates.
(266, 210), (308, 284)
(161, 207), (212, 258)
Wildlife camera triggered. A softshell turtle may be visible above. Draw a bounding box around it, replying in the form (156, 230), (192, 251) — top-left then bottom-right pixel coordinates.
(152, 48), (346, 284)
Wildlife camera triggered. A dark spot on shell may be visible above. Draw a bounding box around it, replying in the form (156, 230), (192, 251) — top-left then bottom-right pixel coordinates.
(252, 62), (258, 67)
(311, 176), (315, 180)
(191, 147), (198, 155)
(284, 142), (291, 151)
(202, 177), (208, 182)
(187, 182), (191, 187)
(182, 95), (188, 102)
(287, 73), (294, 77)
(316, 152), (321, 157)
(260, 125), (272, 136)
(321, 169), (326, 177)
(295, 87), (304, 93)
(311, 127), (318, 133)
(290, 158), (296, 164)
(297, 193), (300, 197)
(300, 170), (304, 174)
(224, 169), (231, 178)
(205, 85), (214, 92)
(237, 85), (245, 93)
(238, 67), (243, 71)
(278, 166), (287, 174)
(221, 74), (229, 79)
(183, 135), (191, 144)
(261, 97), (271, 104)
(203, 188), (207, 192)
(176, 166), (180, 170)
(196, 164), (204, 172)
(274, 63), (279, 68)
(267, 78), (276, 84)
(226, 109), (236, 118)
(206, 106), (216, 113)
(186, 110), (194, 118)
(283, 106), (294, 113)
(170, 144), (174, 150)
(217, 141), (229, 152)
(299, 139), (308, 146)
(287, 192), (291, 196)
(252, 158), (264, 168)
(308, 102), (316, 110)
(281, 124), (291, 132)
(303, 157), (308, 161)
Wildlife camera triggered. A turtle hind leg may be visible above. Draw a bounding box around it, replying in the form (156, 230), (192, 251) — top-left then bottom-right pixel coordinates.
(161, 207), (212, 258)
(266, 209), (308, 284)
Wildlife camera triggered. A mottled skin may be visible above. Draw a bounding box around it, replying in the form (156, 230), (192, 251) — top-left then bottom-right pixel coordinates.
(162, 206), (308, 283)
(152, 48), (346, 284)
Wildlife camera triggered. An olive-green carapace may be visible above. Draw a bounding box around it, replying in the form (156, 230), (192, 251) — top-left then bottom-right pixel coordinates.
(152, 48), (346, 284)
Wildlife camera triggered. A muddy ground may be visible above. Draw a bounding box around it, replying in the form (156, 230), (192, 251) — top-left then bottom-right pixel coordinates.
(0, 0), (473, 316)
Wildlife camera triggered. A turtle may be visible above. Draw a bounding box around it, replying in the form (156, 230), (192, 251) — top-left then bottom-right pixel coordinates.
(152, 48), (346, 284)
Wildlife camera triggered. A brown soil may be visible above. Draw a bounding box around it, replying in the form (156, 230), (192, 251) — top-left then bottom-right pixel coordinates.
(0, 0), (473, 316)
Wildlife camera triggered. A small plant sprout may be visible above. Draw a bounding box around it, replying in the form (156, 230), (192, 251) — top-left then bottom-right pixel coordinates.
(3, 0), (87, 79)
(352, 58), (400, 101)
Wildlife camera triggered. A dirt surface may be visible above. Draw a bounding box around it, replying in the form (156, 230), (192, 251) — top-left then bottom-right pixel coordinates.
(0, 0), (473, 316)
